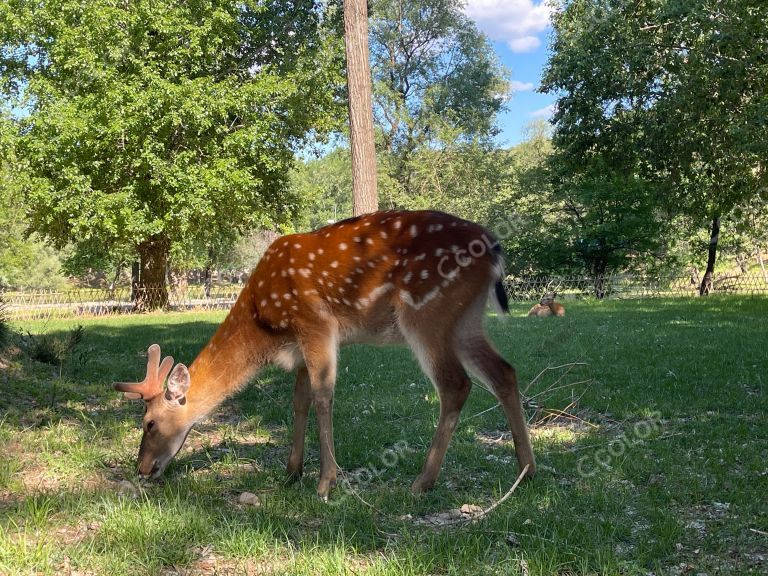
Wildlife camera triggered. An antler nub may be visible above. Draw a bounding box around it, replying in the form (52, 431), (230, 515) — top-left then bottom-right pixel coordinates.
(114, 344), (174, 401)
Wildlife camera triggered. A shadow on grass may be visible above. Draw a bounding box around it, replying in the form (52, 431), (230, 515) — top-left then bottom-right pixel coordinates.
(3, 298), (768, 573)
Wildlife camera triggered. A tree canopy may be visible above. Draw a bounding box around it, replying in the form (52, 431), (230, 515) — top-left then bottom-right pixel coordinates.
(369, 0), (509, 195)
(1, 0), (344, 305)
(541, 0), (768, 288)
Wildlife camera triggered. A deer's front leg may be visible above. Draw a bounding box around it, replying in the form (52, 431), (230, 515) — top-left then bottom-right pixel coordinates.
(286, 367), (311, 482)
(303, 340), (338, 501)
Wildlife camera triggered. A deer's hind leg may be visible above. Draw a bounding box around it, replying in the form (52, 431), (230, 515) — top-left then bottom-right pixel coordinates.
(400, 313), (472, 493)
(457, 327), (536, 479)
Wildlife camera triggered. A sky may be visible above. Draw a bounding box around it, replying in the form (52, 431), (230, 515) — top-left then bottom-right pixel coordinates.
(462, 0), (556, 147)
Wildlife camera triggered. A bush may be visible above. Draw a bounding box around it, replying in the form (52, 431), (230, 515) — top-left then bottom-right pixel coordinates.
(23, 325), (84, 366)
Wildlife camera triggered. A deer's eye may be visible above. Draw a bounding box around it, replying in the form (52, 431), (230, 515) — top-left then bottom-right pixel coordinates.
(146, 420), (156, 432)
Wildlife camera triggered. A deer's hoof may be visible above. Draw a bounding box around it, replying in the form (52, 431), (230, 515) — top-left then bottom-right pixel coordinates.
(410, 474), (435, 494)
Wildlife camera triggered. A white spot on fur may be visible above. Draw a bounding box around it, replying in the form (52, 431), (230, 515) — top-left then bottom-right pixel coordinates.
(420, 270), (429, 280)
(330, 261), (339, 268)
(410, 225), (418, 237)
(365, 282), (394, 303)
(403, 272), (412, 284)
(339, 243), (348, 250)
(393, 219), (402, 229)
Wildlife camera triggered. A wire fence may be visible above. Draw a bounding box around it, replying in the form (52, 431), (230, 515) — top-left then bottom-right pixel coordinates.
(3, 272), (767, 321)
(504, 272), (768, 301)
(2, 284), (241, 322)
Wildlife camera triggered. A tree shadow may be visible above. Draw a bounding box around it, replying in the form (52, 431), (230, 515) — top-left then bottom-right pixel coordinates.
(3, 300), (767, 572)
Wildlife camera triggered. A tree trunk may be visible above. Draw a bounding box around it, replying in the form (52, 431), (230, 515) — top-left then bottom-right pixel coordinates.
(592, 259), (607, 299)
(699, 216), (720, 296)
(135, 236), (170, 311)
(130, 261), (140, 302)
(203, 246), (214, 298)
(344, 0), (378, 216)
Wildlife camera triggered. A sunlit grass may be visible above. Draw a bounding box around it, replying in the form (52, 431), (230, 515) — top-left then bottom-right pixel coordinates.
(0, 297), (766, 574)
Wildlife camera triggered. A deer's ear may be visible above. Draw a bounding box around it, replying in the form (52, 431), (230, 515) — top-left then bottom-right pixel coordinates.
(165, 364), (190, 404)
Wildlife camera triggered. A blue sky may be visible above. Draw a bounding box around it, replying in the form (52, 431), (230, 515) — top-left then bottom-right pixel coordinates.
(463, 0), (556, 147)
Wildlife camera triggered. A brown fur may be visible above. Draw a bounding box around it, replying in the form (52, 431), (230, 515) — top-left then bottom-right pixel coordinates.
(527, 294), (565, 317)
(115, 210), (536, 499)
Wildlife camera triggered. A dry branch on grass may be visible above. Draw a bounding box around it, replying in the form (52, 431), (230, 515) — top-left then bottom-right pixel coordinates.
(410, 464), (530, 528)
(468, 361), (594, 428)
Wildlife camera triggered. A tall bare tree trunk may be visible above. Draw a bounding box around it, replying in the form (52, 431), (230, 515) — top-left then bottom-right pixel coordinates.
(699, 216), (720, 296)
(344, 0), (378, 216)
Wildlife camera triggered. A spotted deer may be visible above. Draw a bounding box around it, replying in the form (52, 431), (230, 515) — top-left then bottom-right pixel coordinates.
(115, 210), (536, 499)
(527, 294), (565, 317)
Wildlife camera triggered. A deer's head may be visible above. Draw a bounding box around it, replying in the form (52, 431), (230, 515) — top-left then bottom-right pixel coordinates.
(540, 292), (557, 306)
(114, 344), (192, 479)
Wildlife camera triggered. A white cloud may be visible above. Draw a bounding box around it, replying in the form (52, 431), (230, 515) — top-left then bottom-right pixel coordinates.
(464, 0), (552, 53)
(508, 36), (541, 53)
(509, 80), (535, 92)
(529, 103), (556, 118)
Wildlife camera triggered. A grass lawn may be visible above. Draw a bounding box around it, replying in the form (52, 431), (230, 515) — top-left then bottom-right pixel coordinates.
(1, 297), (766, 575)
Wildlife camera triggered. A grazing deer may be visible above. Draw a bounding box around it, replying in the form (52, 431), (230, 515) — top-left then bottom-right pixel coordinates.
(527, 293), (565, 317)
(115, 210), (535, 499)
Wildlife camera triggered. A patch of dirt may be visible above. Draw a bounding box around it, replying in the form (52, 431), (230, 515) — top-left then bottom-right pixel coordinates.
(403, 503), (485, 527)
(157, 547), (296, 576)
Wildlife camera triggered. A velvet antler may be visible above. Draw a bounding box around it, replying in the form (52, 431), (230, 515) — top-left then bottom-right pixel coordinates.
(114, 344), (174, 400)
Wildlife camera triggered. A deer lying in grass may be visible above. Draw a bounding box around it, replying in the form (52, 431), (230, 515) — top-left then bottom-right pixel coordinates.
(115, 210), (536, 499)
(527, 294), (565, 317)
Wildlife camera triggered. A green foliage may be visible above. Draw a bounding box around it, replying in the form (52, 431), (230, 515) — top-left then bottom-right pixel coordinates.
(22, 325), (84, 367)
(369, 0), (509, 196)
(542, 0), (768, 225)
(523, 166), (670, 278)
(1, 0), (345, 288)
(0, 115), (70, 290)
(291, 148), (355, 230)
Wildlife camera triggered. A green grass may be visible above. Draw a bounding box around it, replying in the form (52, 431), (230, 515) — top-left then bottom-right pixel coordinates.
(1, 297), (767, 575)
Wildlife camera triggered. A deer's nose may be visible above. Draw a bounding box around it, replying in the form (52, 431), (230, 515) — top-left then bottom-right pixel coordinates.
(138, 460), (159, 479)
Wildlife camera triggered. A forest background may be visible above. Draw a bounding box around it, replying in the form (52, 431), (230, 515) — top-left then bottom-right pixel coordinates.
(1, 0), (766, 303)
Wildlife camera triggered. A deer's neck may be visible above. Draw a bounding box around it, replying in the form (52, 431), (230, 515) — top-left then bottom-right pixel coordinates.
(185, 301), (280, 420)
